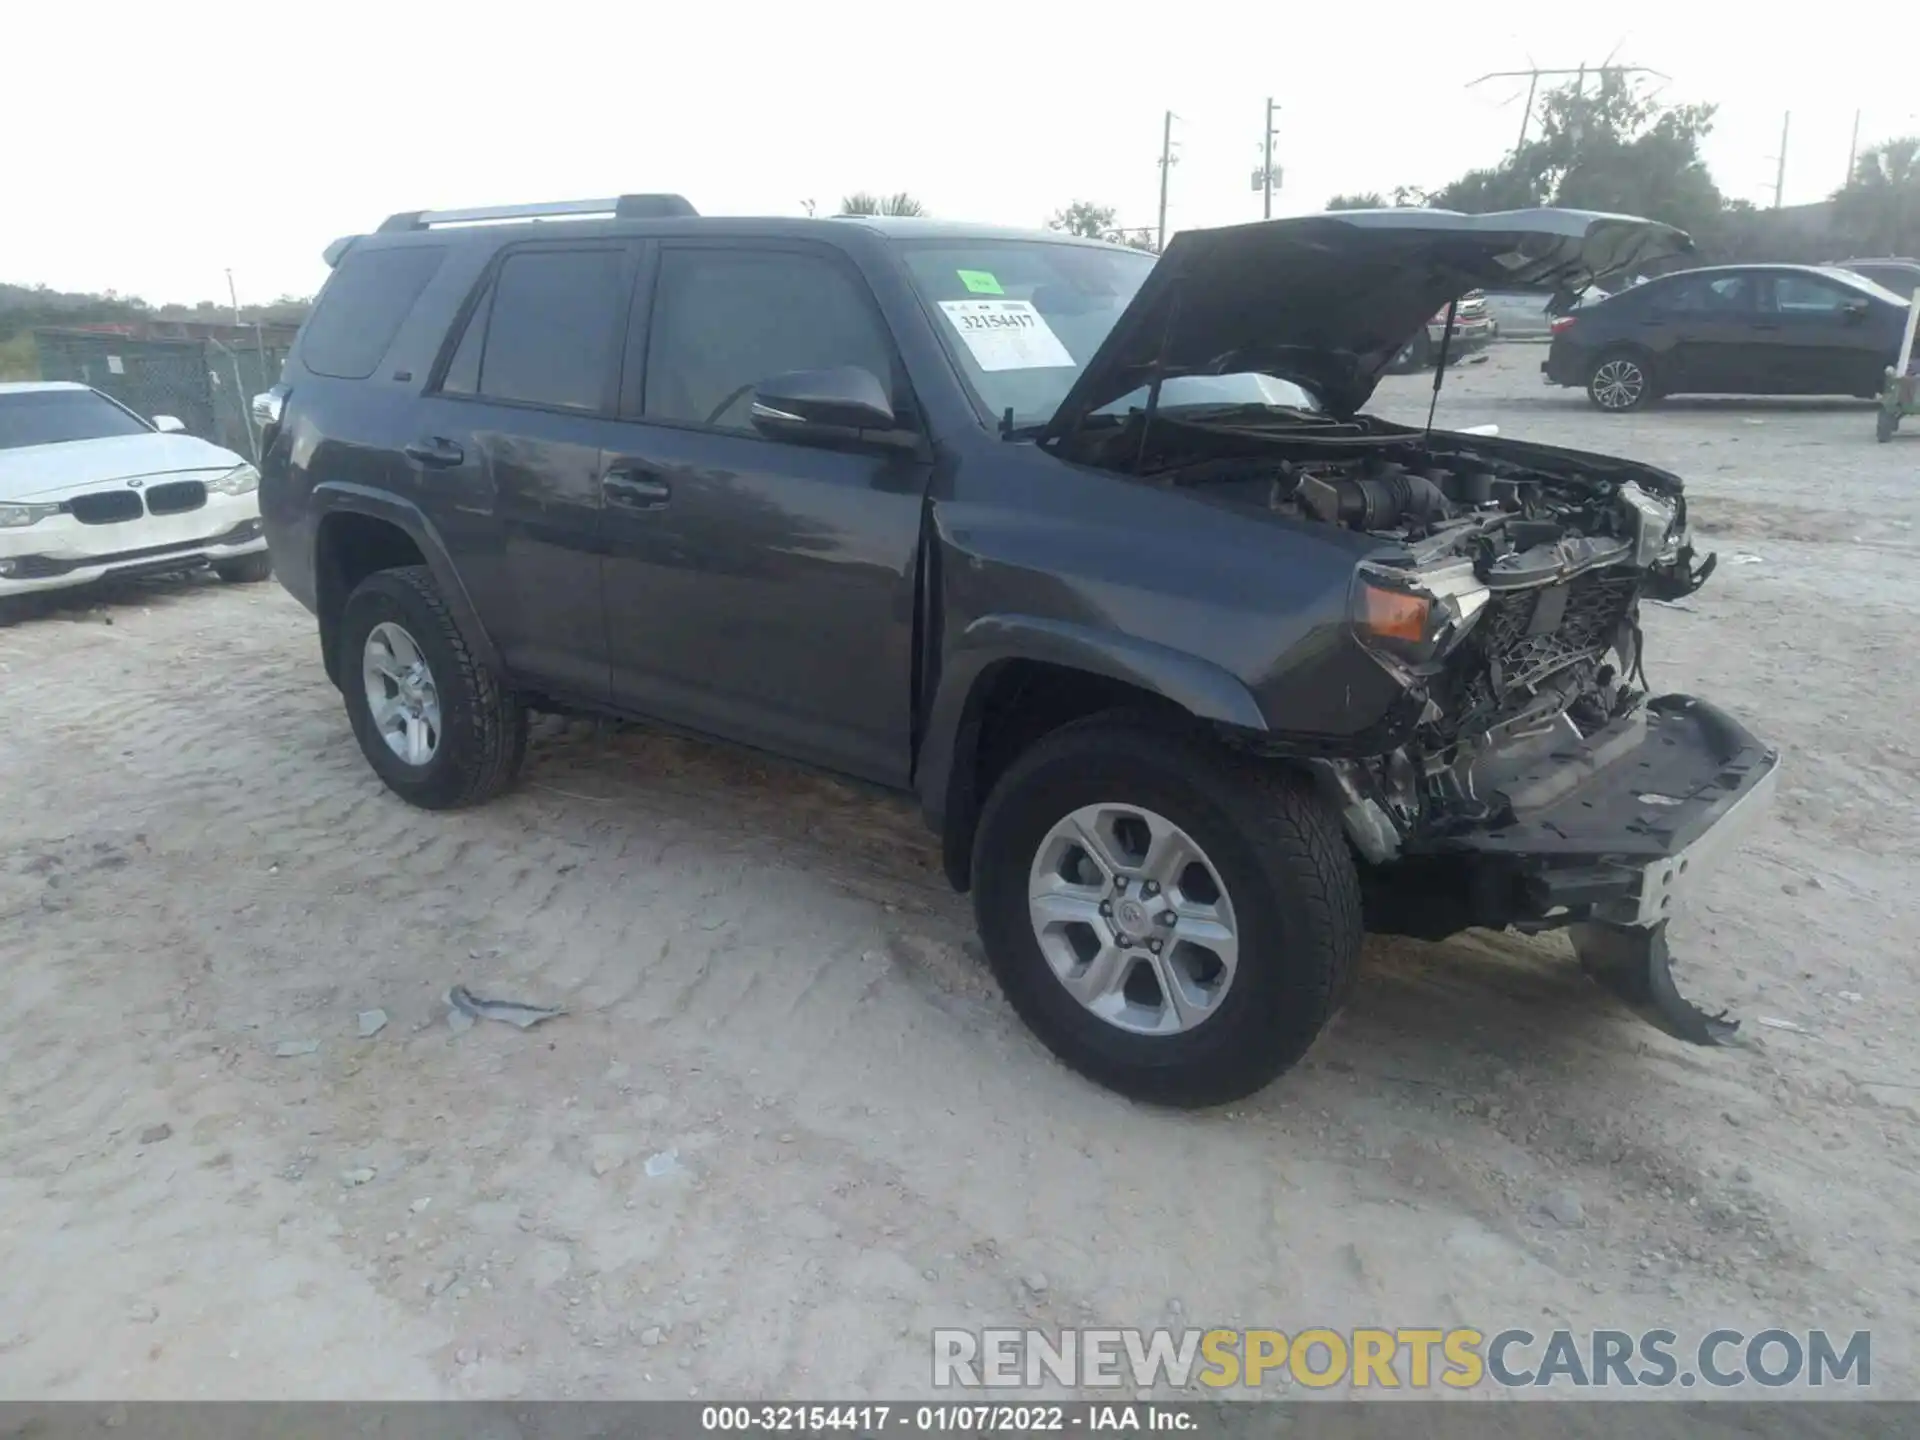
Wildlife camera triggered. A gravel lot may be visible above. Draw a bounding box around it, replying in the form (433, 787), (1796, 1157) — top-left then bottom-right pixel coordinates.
(1, 344), (1915, 1402)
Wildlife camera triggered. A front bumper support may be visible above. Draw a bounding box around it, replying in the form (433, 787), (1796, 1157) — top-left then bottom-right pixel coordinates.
(1409, 693), (1779, 1044)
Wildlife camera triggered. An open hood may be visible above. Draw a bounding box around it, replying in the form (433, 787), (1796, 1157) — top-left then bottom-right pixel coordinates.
(1038, 208), (1693, 433)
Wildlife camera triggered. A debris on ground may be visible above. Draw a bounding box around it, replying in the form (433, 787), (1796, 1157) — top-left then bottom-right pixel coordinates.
(447, 985), (566, 1031)
(356, 1009), (389, 1038)
(1734, 553), (1766, 565)
(643, 1149), (683, 1179)
(340, 1167), (377, 1188)
(137, 1123), (172, 1145)
(1543, 1188), (1586, 1226)
(411, 1197), (432, 1214)
(125, 1303), (159, 1324)
(1757, 1016), (1806, 1033)
(272, 1039), (319, 1058)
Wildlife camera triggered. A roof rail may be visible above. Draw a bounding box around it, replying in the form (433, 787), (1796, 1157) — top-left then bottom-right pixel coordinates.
(376, 194), (697, 233)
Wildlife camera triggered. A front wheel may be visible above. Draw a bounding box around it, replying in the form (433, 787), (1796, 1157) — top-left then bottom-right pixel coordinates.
(1586, 352), (1654, 412)
(970, 716), (1363, 1107)
(338, 565), (527, 809)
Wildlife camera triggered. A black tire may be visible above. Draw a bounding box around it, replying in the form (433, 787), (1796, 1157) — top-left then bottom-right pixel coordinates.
(1585, 349), (1655, 413)
(970, 714), (1363, 1107)
(338, 565), (527, 810)
(214, 552), (274, 584)
(1877, 409), (1897, 443)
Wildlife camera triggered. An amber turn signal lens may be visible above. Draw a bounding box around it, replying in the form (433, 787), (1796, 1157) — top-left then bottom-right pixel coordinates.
(1359, 583), (1431, 645)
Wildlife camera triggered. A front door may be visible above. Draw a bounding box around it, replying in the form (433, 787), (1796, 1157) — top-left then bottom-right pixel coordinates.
(599, 241), (931, 786)
(409, 241), (641, 702)
(1758, 272), (1893, 396)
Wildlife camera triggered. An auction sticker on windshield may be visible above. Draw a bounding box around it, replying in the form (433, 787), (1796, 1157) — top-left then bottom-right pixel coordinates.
(938, 299), (1075, 371)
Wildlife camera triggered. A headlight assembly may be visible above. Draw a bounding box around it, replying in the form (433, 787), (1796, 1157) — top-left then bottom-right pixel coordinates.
(205, 463), (260, 497)
(0, 501), (62, 529)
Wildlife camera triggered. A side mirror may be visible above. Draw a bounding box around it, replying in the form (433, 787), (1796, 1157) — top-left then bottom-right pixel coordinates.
(152, 414), (186, 434)
(750, 366), (896, 437)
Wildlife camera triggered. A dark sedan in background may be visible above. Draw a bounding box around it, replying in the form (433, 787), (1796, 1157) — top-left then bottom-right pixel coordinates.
(1544, 264), (1911, 411)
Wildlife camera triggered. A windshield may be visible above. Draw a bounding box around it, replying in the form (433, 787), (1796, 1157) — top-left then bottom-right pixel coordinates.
(0, 389), (152, 450)
(897, 239), (1321, 429)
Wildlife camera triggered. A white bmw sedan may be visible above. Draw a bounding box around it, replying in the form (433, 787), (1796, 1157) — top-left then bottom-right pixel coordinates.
(0, 381), (271, 599)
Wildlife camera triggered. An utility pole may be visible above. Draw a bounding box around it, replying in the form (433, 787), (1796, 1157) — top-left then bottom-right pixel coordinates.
(1514, 71), (1540, 154)
(1847, 109), (1862, 190)
(1156, 110), (1179, 252)
(1263, 97), (1280, 219)
(1773, 111), (1791, 209)
(225, 268), (241, 327)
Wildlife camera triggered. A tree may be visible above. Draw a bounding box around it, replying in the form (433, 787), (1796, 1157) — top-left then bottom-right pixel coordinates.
(1831, 138), (1920, 256)
(1047, 200), (1117, 237)
(1325, 186), (1428, 211)
(840, 191), (928, 217)
(1365, 73), (1722, 242)
(1046, 201), (1158, 251)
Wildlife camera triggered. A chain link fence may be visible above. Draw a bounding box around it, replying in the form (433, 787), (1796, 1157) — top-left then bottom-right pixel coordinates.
(31, 328), (290, 462)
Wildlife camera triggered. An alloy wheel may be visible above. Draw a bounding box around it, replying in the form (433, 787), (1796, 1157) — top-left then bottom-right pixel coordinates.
(1591, 358), (1646, 410)
(362, 621), (442, 766)
(1026, 803), (1240, 1036)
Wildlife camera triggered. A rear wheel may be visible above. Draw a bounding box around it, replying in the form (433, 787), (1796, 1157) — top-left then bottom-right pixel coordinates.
(970, 715), (1362, 1107)
(1587, 351), (1654, 412)
(214, 552), (273, 584)
(338, 566), (526, 809)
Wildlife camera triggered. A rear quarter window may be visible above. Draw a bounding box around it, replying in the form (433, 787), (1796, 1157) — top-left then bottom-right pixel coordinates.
(300, 245), (447, 380)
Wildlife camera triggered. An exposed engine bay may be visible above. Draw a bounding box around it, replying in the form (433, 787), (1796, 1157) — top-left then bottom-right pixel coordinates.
(1126, 421), (1720, 847)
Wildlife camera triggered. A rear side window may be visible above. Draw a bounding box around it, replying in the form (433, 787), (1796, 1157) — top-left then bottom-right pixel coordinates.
(1658, 273), (1755, 314)
(301, 245), (446, 379)
(460, 248), (627, 412)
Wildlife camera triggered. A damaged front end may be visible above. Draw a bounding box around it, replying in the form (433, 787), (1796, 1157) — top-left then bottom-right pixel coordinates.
(1221, 435), (1775, 1044)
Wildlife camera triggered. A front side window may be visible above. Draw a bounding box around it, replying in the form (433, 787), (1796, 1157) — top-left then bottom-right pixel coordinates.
(897, 240), (1319, 428)
(467, 248), (627, 412)
(0, 388), (151, 450)
(642, 248), (898, 431)
(1769, 275), (1853, 313)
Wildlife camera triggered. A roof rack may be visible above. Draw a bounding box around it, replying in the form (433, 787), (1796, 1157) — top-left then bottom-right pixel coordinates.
(376, 194), (698, 233)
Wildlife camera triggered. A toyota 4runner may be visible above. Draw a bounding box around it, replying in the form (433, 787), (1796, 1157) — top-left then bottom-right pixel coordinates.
(255, 196), (1778, 1106)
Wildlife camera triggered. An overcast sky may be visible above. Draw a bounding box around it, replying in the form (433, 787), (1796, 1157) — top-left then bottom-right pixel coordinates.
(10, 1), (1918, 305)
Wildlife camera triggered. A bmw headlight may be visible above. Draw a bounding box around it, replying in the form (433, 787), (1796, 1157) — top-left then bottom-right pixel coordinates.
(0, 501), (62, 529)
(206, 463), (260, 497)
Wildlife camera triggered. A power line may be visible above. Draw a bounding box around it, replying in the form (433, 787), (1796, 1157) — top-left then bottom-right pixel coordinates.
(1467, 63), (1667, 155)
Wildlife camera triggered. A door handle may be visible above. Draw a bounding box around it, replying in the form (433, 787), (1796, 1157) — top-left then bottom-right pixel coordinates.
(404, 437), (465, 468)
(604, 469), (672, 509)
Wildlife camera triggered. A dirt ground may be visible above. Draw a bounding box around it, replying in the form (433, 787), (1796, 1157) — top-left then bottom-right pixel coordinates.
(1, 344), (1915, 1402)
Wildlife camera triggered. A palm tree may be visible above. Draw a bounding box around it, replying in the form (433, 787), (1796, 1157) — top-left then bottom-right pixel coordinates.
(839, 191), (928, 217)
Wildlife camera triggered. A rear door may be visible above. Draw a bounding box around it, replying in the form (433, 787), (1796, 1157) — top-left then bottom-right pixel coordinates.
(598, 240), (931, 785)
(1757, 272), (1892, 396)
(410, 241), (641, 701)
(1644, 272), (1765, 393)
